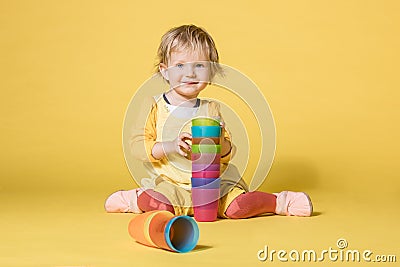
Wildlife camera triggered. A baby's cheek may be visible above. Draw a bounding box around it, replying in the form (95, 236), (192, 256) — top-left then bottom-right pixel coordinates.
(197, 82), (208, 91)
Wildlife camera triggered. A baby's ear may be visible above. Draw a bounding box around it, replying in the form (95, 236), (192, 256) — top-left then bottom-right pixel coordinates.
(159, 64), (169, 81)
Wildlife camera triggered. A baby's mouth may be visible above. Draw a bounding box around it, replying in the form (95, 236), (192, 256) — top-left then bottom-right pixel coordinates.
(184, 81), (199, 85)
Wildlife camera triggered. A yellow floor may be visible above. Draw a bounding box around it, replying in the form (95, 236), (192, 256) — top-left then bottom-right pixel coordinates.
(1, 186), (398, 267)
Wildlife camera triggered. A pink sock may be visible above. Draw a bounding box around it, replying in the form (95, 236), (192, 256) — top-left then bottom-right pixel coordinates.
(225, 191), (277, 219)
(137, 189), (175, 214)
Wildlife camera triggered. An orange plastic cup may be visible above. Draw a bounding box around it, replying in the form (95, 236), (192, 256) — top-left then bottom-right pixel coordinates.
(128, 211), (199, 253)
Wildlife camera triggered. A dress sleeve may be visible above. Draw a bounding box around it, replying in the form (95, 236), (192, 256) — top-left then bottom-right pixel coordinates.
(207, 101), (233, 164)
(129, 97), (160, 162)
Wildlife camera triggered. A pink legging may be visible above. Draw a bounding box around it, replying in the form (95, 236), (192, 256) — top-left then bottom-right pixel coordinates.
(137, 189), (276, 219)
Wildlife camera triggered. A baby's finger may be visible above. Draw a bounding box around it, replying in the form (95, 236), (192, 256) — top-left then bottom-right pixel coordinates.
(213, 116), (225, 128)
(180, 132), (192, 140)
(213, 116), (221, 122)
(179, 140), (191, 151)
(174, 142), (185, 156)
(178, 148), (187, 157)
(177, 146), (188, 157)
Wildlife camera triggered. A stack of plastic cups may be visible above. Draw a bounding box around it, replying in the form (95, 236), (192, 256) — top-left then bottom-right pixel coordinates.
(191, 117), (221, 222)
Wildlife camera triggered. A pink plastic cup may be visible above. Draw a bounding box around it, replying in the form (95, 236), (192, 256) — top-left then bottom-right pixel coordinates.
(191, 188), (220, 222)
(192, 171), (220, 178)
(192, 163), (220, 172)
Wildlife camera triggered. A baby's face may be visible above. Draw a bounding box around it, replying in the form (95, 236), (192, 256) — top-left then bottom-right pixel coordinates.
(160, 50), (211, 99)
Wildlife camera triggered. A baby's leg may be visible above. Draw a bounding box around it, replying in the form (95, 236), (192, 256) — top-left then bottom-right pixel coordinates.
(225, 191), (276, 219)
(225, 191), (313, 218)
(137, 189), (175, 214)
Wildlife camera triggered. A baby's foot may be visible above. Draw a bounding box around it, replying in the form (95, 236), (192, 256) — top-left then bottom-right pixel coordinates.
(274, 191), (313, 216)
(104, 188), (145, 213)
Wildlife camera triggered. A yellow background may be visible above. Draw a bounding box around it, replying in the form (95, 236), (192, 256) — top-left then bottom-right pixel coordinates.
(1, 0), (399, 266)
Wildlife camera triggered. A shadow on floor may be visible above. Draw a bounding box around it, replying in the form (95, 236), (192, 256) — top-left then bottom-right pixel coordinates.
(312, 211), (323, 216)
(192, 245), (213, 252)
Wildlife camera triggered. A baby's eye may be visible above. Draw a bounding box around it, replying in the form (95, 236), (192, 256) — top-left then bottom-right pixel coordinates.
(176, 63), (184, 68)
(195, 63), (205, 68)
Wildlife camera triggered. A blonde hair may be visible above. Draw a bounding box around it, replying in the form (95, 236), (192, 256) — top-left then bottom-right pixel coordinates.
(155, 24), (223, 78)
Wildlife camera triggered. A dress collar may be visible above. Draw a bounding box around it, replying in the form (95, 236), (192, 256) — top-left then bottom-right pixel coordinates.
(163, 93), (200, 108)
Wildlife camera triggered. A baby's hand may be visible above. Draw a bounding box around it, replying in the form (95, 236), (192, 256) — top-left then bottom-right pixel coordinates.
(212, 116), (225, 128)
(213, 116), (226, 134)
(173, 132), (192, 157)
(213, 116), (232, 157)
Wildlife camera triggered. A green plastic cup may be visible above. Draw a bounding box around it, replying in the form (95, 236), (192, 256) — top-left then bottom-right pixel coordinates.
(191, 144), (221, 154)
(192, 117), (220, 127)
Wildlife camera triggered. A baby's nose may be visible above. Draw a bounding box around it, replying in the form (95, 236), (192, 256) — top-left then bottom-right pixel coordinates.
(185, 65), (196, 77)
